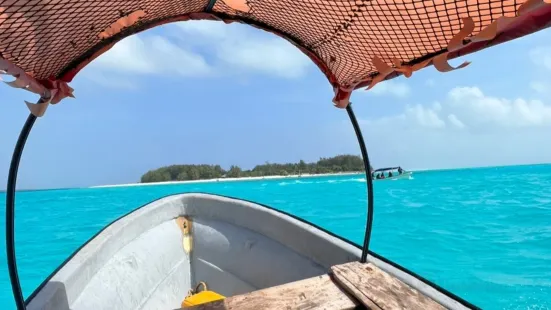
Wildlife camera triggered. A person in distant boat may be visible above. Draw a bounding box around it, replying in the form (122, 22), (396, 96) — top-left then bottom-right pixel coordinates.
(388, 171), (393, 177)
(398, 167), (404, 174)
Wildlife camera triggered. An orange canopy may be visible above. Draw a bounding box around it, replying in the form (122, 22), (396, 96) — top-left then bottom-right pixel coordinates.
(1, 0), (551, 115)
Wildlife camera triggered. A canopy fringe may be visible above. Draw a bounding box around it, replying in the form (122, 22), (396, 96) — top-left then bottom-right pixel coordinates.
(1, 0), (550, 111)
(332, 0), (551, 108)
(1, 58), (74, 117)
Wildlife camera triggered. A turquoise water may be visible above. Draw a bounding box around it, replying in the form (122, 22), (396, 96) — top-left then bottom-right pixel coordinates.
(1, 165), (551, 309)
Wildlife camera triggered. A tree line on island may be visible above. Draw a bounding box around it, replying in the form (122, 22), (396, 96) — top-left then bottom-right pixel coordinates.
(140, 154), (368, 183)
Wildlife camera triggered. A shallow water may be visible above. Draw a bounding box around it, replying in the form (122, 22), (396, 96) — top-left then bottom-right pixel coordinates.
(1, 164), (551, 309)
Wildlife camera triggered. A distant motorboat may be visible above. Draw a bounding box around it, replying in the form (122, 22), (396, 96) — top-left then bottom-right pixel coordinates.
(371, 167), (413, 181)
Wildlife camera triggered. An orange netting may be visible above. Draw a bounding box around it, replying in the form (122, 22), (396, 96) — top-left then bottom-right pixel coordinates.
(1, 0), (551, 115)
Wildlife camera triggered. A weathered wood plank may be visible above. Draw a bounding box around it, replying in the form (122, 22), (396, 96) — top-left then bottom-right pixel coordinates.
(330, 261), (445, 310)
(183, 274), (359, 310)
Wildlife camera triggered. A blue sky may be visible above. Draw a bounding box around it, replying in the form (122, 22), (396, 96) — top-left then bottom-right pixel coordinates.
(1, 20), (551, 190)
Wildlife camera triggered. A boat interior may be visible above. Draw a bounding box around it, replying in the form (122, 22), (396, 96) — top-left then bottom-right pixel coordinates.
(26, 193), (473, 310)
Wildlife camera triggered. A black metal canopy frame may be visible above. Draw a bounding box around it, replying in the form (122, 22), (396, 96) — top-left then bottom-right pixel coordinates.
(373, 167), (402, 172)
(4, 105), (375, 309)
(5, 113), (38, 310)
(346, 103), (375, 263)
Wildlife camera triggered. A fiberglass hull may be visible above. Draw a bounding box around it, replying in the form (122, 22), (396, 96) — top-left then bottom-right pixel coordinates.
(375, 171), (413, 181)
(25, 193), (468, 310)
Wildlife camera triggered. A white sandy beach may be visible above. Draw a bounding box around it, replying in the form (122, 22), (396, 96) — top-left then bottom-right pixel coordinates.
(89, 164), (534, 189)
(90, 172), (364, 188)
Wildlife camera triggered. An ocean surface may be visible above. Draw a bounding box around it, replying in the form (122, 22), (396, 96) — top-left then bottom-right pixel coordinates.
(1, 164), (551, 309)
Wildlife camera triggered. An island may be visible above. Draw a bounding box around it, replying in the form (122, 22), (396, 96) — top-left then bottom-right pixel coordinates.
(140, 154), (368, 183)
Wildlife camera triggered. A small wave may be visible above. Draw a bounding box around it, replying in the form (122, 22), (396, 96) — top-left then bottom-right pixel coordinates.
(473, 271), (551, 287)
(312, 177), (366, 184)
(278, 180), (313, 186)
(280, 178), (365, 185)
(403, 201), (426, 208)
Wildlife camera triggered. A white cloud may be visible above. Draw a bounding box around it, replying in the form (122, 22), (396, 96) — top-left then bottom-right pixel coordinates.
(527, 46), (551, 95)
(83, 20), (311, 87)
(176, 20), (228, 39)
(370, 86), (551, 132)
(343, 41), (551, 169)
(335, 86), (551, 170)
(217, 39), (309, 78)
(90, 35), (212, 77)
(80, 72), (139, 90)
(444, 87), (551, 130)
(175, 20), (311, 79)
(447, 114), (465, 129)
(530, 80), (548, 94)
(529, 46), (551, 70)
(363, 80), (411, 98)
(404, 103), (446, 129)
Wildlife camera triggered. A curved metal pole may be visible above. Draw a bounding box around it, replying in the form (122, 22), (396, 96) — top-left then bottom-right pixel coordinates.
(346, 103), (374, 263)
(4, 106), (373, 308)
(6, 113), (37, 310)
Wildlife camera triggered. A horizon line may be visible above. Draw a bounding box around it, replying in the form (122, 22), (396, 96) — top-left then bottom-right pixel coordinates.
(1, 161), (549, 193)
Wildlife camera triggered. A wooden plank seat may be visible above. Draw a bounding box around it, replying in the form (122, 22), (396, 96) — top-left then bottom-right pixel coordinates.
(182, 262), (446, 310)
(331, 261), (445, 310)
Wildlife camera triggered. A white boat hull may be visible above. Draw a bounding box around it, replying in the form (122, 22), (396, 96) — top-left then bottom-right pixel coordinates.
(375, 171), (413, 181)
(26, 193), (469, 310)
